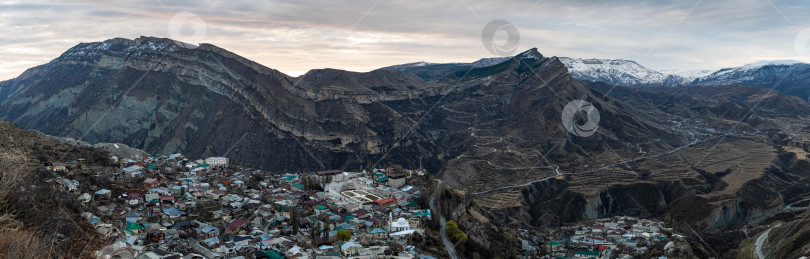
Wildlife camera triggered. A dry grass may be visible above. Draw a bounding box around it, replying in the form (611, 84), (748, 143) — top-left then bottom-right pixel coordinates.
(0, 152), (52, 259)
(474, 190), (522, 209)
(0, 214), (51, 259)
(784, 146), (809, 161)
(0, 123), (112, 258)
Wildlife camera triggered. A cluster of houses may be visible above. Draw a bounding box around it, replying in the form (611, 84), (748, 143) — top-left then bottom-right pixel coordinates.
(526, 216), (683, 259)
(45, 153), (439, 258)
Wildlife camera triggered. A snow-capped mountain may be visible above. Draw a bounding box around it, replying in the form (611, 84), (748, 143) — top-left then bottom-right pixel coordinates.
(382, 54), (810, 102)
(558, 57), (810, 101)
(558, 56), (810, 101)
(558, 57), (671, 86)
(693, 60), (805, 85)
(692, 60), (810, 102)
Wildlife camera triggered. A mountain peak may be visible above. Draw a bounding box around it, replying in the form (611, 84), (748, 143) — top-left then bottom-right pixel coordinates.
(65, 36), (209, 56)
(105, 36), (180, 46)
(60, 36), (181, 60)
(516, 47), (543, 60)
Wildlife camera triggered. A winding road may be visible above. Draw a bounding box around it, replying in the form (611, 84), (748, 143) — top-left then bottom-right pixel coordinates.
(430, 180), (459, 259)
(756, 228), (771, 259)
(472, 135), (706, 195)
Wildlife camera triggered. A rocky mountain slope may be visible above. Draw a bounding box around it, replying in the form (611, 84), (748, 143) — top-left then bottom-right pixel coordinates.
(0, 37), (447, 172)
(0, 37), (677, 176)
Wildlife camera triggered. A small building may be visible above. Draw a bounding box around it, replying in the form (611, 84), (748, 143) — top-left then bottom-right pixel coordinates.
(205, 157), (229, 167)
(388, 173), (406, 188)
(94, 189), (112, 199)
(122, 165), (144, 177)
(127, 192), (143, 205)
(196, 225), (221, 239)
(374, 198), (396, 207)
(341, 241), (362, 257)
(77, 193), (92, 203)
(316, 170), (342, 184)
(291, 184), (306, 191)
(225, 219), (248, 234)
(366, 228), (388, 239)
(125, 213), (140, 223)
(144, 178), (160, 189)
(162, 207), (186, 218)
(49, 162), (67, 172)
(574, 250), (601, 258)
(583, 235), (608, 244)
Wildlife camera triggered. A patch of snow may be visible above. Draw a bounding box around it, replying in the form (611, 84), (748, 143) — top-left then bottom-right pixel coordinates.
(739, 60), (803, 70)
(559, 57), (667, 85)
(659, 69), (715, 81)
(471, 57), (511, 67)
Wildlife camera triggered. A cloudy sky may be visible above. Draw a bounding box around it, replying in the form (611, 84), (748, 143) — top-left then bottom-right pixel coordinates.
(2, 0), (810, 80)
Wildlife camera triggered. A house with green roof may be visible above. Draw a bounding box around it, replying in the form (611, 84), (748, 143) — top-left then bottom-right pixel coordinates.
(291, 184), (305, 191)
(125, 223), (141, 235)
(266, 250), (285, 259)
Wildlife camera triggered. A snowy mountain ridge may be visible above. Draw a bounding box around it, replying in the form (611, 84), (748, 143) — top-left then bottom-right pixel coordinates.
(558, 57), (669, 85)
(559, 57), (809, 86)
(382, 53), (809, 90)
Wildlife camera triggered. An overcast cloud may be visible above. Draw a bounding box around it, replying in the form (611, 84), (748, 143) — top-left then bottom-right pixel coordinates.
(1, 0), (810, 80)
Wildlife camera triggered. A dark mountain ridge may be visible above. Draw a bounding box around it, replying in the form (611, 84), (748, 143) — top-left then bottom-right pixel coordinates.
(0, 36), (679, 177)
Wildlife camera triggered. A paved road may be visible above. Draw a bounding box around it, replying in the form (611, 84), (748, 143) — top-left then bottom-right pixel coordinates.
(430, 180), (459, 259)
(756, 228), (770, 259)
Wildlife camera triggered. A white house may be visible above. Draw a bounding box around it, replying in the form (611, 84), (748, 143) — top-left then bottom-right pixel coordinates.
(205, 157), (229, 167)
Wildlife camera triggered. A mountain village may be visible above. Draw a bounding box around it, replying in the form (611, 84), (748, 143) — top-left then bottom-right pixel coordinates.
(45, 152), (441, 259)
(42, 147), (692, 259)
